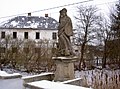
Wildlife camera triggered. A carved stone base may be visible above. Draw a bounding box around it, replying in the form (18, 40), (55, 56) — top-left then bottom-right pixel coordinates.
(52, 56), (77, 82)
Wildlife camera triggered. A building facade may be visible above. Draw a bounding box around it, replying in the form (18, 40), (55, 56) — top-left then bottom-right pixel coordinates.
(0, 28), (58, 42)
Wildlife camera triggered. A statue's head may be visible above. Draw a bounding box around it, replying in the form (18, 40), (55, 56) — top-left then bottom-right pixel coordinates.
(59, 8), (67, 17)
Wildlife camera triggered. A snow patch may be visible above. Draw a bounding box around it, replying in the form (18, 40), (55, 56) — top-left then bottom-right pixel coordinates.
(27, 80), (91, 89)
(31, 23), (38, 28)
(22, 18), (25, 20)
(22, 72), (53, 79)
(0, 71), (22, 78)
(11, 21), (18, 27)
(61, 78), (82, 84)
(27, 21), (31, 24)
(45, 23), (48, 28)
(53, 21), (56, 23)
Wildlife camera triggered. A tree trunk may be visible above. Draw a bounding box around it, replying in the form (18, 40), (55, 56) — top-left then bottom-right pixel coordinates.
(79, 42), (86, 70)
(102, 57), (106, 68)
(79, 25), (88, 70)
(102, 40), (107, 68)
(118, 39), (120, 68)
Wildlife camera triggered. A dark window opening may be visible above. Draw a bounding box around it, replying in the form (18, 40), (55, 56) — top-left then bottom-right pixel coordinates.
(13, 32), (17, 39)
(1, 32), (5, 38)
(24, 32), (28, 39)
(36, 32), (40, 39)
(52, 32), (57, 40)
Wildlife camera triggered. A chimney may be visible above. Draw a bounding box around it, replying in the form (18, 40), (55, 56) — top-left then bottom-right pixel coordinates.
(28, 13), (31, 16)
(45, 14), (48, 17)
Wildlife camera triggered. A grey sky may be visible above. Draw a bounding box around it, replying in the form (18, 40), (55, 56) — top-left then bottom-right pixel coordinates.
(0, 0), (117, 24)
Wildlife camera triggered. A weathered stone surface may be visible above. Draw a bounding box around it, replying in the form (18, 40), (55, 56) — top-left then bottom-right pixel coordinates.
(57, 8), (74, 56)
(53, 56), (77, 82)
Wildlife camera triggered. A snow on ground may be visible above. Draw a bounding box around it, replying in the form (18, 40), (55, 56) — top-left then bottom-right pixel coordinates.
(2, 67), (36, 77)
(0, 71), (21, 78)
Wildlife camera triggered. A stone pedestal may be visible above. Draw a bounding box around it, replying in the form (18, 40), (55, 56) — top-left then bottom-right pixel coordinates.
(52, 56), (77, 82)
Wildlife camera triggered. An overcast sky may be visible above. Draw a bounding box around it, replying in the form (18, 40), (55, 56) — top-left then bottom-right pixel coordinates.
(0, 0), (118, 25)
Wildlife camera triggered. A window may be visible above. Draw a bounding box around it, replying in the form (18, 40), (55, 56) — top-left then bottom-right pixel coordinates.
(1, 32), (5, 38)
(13, 32), (17, 39)
(24, 32), (28, 39)
(52, 32), (57, 40)
(36, 32), (40, 39)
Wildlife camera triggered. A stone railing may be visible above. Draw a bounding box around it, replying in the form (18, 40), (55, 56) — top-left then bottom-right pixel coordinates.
(22, 72), (54, 88)
(0, 71), (22, 79)
(25, 80), (92, 89)
(61, 78), (82, 86)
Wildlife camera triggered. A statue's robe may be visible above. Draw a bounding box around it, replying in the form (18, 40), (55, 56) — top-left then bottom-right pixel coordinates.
(58, 16), (73, 56)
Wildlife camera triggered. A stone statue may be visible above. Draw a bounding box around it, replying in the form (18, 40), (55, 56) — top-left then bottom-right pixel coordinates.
(57, 8), (74, 56)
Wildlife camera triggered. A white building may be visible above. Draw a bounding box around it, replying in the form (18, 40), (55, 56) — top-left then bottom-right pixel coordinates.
(0, 14), (58, 42)
(0, 28), (58, 42)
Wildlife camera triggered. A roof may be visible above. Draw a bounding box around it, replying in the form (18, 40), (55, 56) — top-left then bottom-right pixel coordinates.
(0, 16), (58, 30)
(0, 27), (57, 30)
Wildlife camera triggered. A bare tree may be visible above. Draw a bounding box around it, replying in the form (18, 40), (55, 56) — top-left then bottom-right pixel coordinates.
(75, 5), (102, 70)
(109, 1), (120, 68)
(10, 38), (24, 68)
(0, 34), (55, 72)
(21, 40), (36, 72)
(0, 34), (13, 65)
(96, 17), (111, 68)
